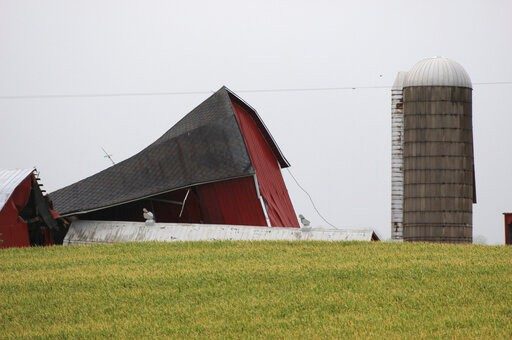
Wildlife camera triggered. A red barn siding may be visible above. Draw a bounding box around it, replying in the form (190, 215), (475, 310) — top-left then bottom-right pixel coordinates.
(81, 177), (267, 227)
(197, 176), (267, 226)
(505, 213), (512, 245)
(0, 175), (31, 248)
(231, 100), (299, 227)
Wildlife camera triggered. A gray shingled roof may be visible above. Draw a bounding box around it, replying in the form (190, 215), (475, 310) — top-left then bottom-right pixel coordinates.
(50, 87), (289, 216)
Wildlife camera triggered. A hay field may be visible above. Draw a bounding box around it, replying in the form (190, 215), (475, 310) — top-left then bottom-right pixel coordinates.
(1, 242), (511, 338)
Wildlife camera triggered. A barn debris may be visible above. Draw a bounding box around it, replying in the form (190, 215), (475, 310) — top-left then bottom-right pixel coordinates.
(0, 169), (66, 248)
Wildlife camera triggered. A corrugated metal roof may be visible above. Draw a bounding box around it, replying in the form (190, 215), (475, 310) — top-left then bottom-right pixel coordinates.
(0, 169), (33, 211)
(404, 57), (472, 88)
(64, 220), (380, 244)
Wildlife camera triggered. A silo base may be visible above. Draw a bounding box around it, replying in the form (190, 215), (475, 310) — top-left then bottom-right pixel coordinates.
(404, 225), (472, 243)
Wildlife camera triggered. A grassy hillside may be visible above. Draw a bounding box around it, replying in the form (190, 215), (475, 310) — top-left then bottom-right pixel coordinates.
(1, 241), (511, 339)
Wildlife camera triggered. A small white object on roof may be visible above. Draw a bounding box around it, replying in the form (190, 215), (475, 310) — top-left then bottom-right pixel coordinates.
(143, 208), (155, 226)
(63, 220), (380, 245)
(404, 57), (472, 88)
(0, 169), (33, 212)
(299, 214), (310, 227)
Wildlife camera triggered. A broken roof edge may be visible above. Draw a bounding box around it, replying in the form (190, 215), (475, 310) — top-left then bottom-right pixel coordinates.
(0, 168), (35, 212)
(222, 86), (291, 168)
(151, 87), (232, 145)
(57, 173), (256, 217)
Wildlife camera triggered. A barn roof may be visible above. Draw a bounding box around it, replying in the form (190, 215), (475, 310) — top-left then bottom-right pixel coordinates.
(0, 168), (34, 212)
(50, 87), (290, 216)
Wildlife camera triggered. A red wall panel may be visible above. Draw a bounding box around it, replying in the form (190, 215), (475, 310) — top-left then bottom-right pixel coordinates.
(0, 175), (32, 248)
(505, 213), (512, 245)
(197, 176), (267, 226)
(231, 100), (299, 227)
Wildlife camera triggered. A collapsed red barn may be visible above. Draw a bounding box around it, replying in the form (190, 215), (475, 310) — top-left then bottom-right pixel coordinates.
(50, 87), (300, 228)
(0, 169), (65, 248)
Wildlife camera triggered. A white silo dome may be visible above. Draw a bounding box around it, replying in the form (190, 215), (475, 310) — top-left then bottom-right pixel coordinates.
(404, 57), (472, 88)
(392, 71), (409, 90)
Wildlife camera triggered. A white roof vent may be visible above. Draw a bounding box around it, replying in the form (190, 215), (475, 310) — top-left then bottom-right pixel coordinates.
(404, 57), (472, 88)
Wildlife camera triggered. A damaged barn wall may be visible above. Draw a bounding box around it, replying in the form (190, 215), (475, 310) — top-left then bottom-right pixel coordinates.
(231, 98), (299, 227)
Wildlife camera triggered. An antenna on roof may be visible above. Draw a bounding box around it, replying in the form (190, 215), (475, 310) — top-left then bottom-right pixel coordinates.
(101, 147), (116, 165)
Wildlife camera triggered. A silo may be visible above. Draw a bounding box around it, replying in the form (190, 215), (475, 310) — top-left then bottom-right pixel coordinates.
(402, 57), (476, 243)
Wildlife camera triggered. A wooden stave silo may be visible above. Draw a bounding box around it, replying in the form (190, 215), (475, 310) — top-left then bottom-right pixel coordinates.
(402, 67), (475, 243)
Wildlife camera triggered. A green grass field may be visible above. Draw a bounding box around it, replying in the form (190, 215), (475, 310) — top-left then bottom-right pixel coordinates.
(1, 241), (511, 339)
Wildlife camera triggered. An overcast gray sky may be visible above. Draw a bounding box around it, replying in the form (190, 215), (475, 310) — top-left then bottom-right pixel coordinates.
(1, 0), (511, 243)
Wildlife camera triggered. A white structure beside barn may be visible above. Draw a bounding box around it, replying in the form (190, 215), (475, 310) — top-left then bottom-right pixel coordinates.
(64, 220), (380, 245)
(391, 71), (408, 240)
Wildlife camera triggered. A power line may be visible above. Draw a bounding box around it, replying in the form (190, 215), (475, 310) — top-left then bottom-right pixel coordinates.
(236, 85), (392, 93)
(472, 81), (512, 85)
(0, 90), (211, 100)
(0, 86), (387, 99)
(285, 168), (337, 229)
(0, 81), (510, 100)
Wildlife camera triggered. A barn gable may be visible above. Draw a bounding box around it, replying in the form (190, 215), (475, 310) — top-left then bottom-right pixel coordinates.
(50, 87), (298, 227)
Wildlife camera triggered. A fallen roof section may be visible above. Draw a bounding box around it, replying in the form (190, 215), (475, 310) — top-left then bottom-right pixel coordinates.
(50, 86), (290, 216)
(64, 220), (380, 245)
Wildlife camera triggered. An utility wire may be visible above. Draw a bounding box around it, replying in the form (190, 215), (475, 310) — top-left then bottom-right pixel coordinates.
(0, 90), (211, 100)
(0, 81), (510, 100)
(286, 168), (337, 229)
(236, 85), (392, 93)
(472, 81), (512, 85)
